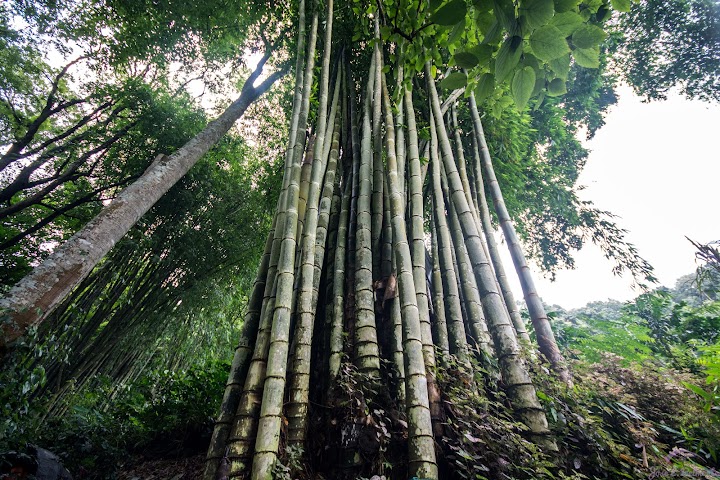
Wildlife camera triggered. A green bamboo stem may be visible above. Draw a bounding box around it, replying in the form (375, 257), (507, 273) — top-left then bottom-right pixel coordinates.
(468, 92), (570, 385)
(286, 62), (341, 446)
(204, 222), (275, 479)
(354, 54), (381, 377)
(328, 172), (351, 382)
(469, 130), (531, 344)
(430, 109), (469, 364)
(430, 217), (450, 358)
(249, 0), (336, 473)
(446, 192), (493, 356)
(382, 73), (438, 479)
(427, 65), (556, 450)
(224, 10), (319, 477)
(382, 176), (393, 279)
(404, 86), (435, 371)
(395, 61), (406, 206)
(370, 16), (384, 282)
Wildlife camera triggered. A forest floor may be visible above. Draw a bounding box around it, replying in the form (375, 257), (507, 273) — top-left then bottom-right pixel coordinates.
(116, 454), (204, 480)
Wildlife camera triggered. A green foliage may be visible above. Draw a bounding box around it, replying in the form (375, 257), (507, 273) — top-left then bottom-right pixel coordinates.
(614, 0), (720, 102)
(436, 354), (554, 479)
(553, 278), (720, 468)
(0, 327), (46, 450)
(512, 66), (536, 110)
(1, 360), (230, 478)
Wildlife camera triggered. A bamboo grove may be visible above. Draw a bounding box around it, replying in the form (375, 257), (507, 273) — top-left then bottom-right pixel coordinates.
(198, 0), (618, 477)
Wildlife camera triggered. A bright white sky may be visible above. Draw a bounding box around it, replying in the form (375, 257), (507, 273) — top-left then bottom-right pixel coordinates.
(500, 85), (720, 309)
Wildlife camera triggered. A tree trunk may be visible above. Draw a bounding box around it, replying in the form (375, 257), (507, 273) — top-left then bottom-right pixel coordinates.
(0, 52), (287, 352)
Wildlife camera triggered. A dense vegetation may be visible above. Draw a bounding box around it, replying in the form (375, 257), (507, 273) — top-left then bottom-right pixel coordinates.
(1, 0), (718, 479)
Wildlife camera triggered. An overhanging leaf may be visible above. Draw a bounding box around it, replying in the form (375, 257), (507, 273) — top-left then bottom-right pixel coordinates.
(493, 0), (517, 31)
(529, 25), (569, 61)
(549, 53), (570, 78)
(547, 77), (567, 96)
(520, 0), (554, 30)
(573, 45), (600, 68)
(454, 51), (480, 68)
(440, 71), (468, 90)
(572, 24), (607, 49)
(495, 36), (523, 82)
(549, 11), (584, 36)
(474, 73), (495, 102)
(554, 0), (581, 12)
(470, 44), (494, 65)
(431, 0), (468, 26)
(511, 66), (536, 110)
(610, 0), (631, 12)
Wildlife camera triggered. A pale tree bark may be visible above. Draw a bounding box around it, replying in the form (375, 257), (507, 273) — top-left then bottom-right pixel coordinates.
(0, 48), (288, 352)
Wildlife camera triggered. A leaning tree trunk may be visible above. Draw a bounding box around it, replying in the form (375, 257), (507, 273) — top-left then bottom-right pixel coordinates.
(0, 49), (288, 352)
(468, 92), (572, 386)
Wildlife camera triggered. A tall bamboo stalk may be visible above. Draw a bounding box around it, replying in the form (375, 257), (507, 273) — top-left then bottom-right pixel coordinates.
(381, 73), (438, 479)
(469, 131), (531, 344)
(286, 53), (341, 446)
(427, 65), (556, 449)
(468, 92), (570, 385)
(354, 55), (381, 377)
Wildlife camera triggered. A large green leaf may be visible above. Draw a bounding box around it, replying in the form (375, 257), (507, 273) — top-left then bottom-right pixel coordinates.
(584, 0), (603, 13)
(572, 24), (607, 49)
(511, 66), (536, 110)
(482, 18), (503, 44)
(440, 71), (468, 90)
(493, 0), (517, 31)
(431, 0), (468, 26)
(474, 73), (495, 102)
(549, 53), (571, 78)
(549, 11), (583, 36)
(476, 11), (495, 33)
(547, 77), (567, 96)
(610, 0), (631, 12)
(529, 25), (569, 61)
(495, 35), (523, 82)
(573, 46), (600, 68)
(470, 44), (495, 65)
(520, 0), (554, 30)
(554, 0), (581, 12)
(454, 51), (480, 68)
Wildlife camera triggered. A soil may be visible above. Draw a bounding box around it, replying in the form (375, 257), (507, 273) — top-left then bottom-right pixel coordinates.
(116, 454), (205, 480)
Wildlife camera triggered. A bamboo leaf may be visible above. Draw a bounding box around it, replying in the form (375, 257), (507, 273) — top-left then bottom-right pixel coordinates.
(573, 45), (600, 68)
(529, 25), (569, 61)
(520, 0), (555, 30)
(684, 382), (713, 401)
(454, 51), (480, 68)
(431, 0), (468, 25)
(572, 24), (607, 49)
(440, 71), (468, 90)
(512, 66), (536, 109)
(495, 35), (522, 82)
